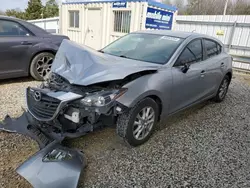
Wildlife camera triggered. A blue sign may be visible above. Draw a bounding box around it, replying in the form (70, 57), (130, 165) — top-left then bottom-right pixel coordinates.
(112, 1), (127, 8)
(145, 7), (174, 30)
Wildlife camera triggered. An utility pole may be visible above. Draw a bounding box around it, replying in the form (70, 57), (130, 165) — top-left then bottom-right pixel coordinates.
(223, 0), (229, 15)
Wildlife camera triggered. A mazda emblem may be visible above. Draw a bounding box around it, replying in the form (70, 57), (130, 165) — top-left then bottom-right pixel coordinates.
(34, 91), (42, 101)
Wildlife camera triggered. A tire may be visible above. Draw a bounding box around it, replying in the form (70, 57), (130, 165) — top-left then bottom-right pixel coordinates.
(213, 75), (230, 103)
(116, 98), (159, 147)
(30, 52), (55, 81)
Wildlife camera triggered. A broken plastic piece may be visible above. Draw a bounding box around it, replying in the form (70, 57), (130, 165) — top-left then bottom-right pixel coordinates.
(0, 112), (62, 149)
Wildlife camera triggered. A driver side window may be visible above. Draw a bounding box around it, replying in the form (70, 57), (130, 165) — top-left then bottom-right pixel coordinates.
(0, 20), (30, 36)
(175, 39), (203, 66)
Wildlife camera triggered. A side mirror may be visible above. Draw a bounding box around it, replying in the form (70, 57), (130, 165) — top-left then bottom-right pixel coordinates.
(181, 63), (190, 73)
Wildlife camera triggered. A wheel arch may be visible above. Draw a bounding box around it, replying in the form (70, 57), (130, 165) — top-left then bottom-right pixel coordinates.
(28, 50), (57, 75)
(146, 95), (163, 121)
(118, 90), (164, 122)
(225, 71), (232, 83)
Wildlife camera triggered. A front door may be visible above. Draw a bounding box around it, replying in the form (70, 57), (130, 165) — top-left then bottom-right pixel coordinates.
(0, 19), (35, 78)
(85, 9), (102, 50)
(169, 39), (207, 113)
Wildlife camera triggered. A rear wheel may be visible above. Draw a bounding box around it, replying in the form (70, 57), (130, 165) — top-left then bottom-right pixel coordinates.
(213, 75), (230, 102)
(116, 98), (159, 147)
(30, 52), (55, 81)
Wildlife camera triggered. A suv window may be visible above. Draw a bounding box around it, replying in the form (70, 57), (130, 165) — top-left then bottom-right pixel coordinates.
(0, 20), (30, 36)
(175, 39), (203, 66)
(204, 39), (222, 58)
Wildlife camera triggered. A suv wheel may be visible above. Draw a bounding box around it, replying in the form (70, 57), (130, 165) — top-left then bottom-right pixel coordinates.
(30, 52), (55, 81)
(117, 98), (159, 147)
(213, 75), (230, 102)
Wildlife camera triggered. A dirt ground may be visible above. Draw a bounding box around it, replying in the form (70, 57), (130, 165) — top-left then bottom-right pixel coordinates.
(0, 73), (250, 187)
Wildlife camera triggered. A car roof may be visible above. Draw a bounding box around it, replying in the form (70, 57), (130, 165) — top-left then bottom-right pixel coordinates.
(133, 30), (224, 46)
(0, 15), (50, 36)
(134, 30), (206, 39)
(0, 15), (23, 22)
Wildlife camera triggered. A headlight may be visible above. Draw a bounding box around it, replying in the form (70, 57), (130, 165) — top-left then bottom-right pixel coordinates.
(80, 88), (127, 107)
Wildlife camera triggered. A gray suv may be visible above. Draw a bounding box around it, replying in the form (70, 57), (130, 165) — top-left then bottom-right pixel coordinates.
(0, 16), (69, 80)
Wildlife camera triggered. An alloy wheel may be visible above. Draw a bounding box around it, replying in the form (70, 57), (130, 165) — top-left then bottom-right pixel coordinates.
(219, 78), (229, 99)
(132, 107), (155, 141)
(36, 56), (53, 78)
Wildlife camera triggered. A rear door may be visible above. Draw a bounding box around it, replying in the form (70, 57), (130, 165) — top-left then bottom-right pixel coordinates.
(202, 38), (225, 95)
(0, 19), (37, 78)
(169, 39), (208, 113)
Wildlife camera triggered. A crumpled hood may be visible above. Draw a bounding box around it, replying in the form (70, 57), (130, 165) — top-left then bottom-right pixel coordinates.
(51, 40), (160, 86)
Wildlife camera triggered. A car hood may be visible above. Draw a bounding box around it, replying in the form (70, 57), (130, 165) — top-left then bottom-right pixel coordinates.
(51, 40), (160, 86)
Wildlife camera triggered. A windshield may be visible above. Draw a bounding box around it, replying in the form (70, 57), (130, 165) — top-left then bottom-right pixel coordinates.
(102, 33), (184, 64)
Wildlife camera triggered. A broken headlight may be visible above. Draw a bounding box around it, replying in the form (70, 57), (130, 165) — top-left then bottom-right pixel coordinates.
(80, 88), (127, 107)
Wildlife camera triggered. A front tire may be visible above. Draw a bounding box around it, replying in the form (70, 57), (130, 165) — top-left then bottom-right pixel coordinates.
(116, 98), (159, 147)
(213, 75), (230, 102)
(30, 52), (55, 81)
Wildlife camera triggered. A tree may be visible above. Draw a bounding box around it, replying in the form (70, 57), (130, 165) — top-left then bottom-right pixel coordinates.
(185, 0), (250, 15)
(44, 0), (59, 18)
(5, 9), (26, 19)
(25, 0), (44, 20)
(163, 0), (171, 5)
(171, 0), (185, 14)
(232, 0), (250, 15)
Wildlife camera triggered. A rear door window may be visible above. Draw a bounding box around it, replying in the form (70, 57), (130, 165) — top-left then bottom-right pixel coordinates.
(0, 20), (30, 36)
(204, 39), (222, 58)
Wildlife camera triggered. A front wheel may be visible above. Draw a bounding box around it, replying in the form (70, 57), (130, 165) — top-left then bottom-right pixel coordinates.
(213, 75), (230, 102)
(30, 52), (55, 81)
(116, 98), (159, 147)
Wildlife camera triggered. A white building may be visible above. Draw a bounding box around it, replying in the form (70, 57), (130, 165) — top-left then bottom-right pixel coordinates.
(59, 0), (178, 49)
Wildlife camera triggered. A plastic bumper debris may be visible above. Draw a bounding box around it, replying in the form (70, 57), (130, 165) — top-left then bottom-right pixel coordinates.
(0, 113), (85, 188)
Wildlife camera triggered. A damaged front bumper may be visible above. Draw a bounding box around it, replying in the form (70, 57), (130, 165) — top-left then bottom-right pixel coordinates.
(0, 79), (128, 187)
(0, 112), (85, 188)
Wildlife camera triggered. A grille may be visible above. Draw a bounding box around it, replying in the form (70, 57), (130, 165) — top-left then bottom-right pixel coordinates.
(27, 88), (61, 121)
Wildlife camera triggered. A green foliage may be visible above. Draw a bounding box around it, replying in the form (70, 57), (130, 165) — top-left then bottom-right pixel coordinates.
(44, 0), (59, 18)
(25, 0), (44, 20)
(164, 0), (250, 15)
(3, 0), (59, 20)
(5, 9), (26, 19)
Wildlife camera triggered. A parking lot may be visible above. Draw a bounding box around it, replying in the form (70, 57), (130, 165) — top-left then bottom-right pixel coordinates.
(0, 73), (250, 187)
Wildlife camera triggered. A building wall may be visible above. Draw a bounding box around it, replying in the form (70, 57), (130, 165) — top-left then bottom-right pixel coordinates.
(60, 2), (146, 49)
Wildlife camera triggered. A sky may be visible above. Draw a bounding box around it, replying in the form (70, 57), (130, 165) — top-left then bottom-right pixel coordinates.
(0, 0), (64, 11)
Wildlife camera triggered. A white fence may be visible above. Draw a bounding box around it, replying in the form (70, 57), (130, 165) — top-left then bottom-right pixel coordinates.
(28, 17), (59, 34)
(174, 15), (250, 72)
(28, 15), (250, 72)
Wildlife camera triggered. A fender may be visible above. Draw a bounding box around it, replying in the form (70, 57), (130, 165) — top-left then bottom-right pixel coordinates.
(117, 69), (173, 117)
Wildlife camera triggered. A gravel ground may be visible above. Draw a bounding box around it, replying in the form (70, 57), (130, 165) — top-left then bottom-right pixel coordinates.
(0, 74), (250, 188)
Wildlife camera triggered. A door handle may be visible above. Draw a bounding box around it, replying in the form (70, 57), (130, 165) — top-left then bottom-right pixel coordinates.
(21, 41), (32, 45)
(200, 70), (206, 77)
(221, 62), (225, 68)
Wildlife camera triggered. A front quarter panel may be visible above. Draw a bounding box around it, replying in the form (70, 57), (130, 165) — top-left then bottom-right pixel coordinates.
(116, 68), (173, 117)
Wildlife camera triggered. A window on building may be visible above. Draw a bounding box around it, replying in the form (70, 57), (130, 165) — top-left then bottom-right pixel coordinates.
(69, 11), (79, 28)
(113, 11), (131, 33)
